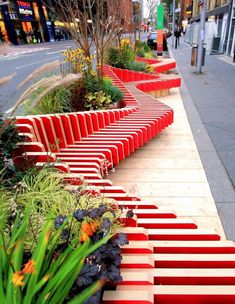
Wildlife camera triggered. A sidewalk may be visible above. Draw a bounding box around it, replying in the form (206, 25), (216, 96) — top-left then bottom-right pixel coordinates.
(169, 40), (235, 241)
(109, 85), (226, 240)
(0, 43), (49, 57)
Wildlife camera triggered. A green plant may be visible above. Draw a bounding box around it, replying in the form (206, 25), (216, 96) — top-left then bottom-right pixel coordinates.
(63, 48), (93, 74)
(83, 74), (100, 93)
(0, 188), (10, 232)
(106, 47), (126, 69)
(25, 86), (72, 115)
(2, 168), (123, 247)
(135, 40), (151, 58)
(14, 169), (78, 246)
(101, 78), (123, 103)
(125, 61), (146, 72)
(145, 64), (155, 74)
(136, 47), (145, 58)
(0, 166), (128, 303)
(0, 208), (110, 304)
(144, 52), (155, 59)
(106, 47), (134, 69)
(0, 114), (20, 185)
(85, 91), (112, 110)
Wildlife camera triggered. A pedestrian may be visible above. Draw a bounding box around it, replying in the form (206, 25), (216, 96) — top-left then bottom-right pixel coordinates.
(19, 29), (27, 44)
(163, 32), (168, 52)
(174, 26), (181, 49)
(0, 28), (4, 43)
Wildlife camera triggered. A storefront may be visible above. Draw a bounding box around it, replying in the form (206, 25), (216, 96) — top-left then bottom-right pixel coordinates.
(0, 0), (50, 45)
(0, 7), (8, 42)
(226, 0), (235, 57)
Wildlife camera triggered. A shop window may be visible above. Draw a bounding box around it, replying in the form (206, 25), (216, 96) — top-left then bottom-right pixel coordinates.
(217, 19), (223, 36)
(228, 18), (234, 54)
(0, 20), (8, 42)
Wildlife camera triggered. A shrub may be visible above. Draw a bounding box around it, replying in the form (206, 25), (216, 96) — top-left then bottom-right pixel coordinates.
(145, 64), (155, 74)
(135, 40), (151, 58)
(84, 74), (100, 93)
(0, 167), (129, 303)
(101, 78), (123, 103)
(106, 47), (126, 69)
(125, 61), (146, 72)
(136, 47), (145, 58)
(106, 47), (135, 69)
(0, 207), (109, 304)
(63, 48), (93, 73)
(85, 91), (112, 110)
(83, 75), (123, 105)
(25, 86), (72, 114)
(144, 52), (155, 59)
(0, 114), (20, 186)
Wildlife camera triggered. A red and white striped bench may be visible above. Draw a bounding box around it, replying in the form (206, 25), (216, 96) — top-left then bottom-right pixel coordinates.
(13, 60), (235, 303)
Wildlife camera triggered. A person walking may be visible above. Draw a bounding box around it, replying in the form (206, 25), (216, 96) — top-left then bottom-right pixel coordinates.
(0, 29), (5, 44)
(174, 26), (181, 49)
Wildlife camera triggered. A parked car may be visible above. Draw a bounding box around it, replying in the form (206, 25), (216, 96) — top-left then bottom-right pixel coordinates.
(147, 31), (169, 52)
(147, 32), (158, 50)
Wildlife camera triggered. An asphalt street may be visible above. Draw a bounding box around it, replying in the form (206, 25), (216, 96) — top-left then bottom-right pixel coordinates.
(0, 41), (79, 114)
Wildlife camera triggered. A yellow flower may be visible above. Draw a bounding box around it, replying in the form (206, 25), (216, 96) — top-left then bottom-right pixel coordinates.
(12, 271), (24, 287)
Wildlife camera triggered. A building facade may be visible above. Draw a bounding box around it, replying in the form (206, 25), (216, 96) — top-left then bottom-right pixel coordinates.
(106, 0), (134, 32)
(0, 0), (50, 45)
(180, 0), (193, 23)
(226, 0), (235, 56)
(190, 0), (232, 54)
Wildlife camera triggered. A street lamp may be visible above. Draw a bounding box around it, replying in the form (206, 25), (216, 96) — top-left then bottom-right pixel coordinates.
(196, 0), (207, 73)
(172, 0), (175, 47)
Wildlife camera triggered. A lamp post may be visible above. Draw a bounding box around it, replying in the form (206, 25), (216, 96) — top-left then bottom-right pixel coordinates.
(196, 0), (206, 73)
(172, 0), (175, 47)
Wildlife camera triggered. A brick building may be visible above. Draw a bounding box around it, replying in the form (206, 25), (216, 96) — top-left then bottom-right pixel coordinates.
(106, 0), (134, 32)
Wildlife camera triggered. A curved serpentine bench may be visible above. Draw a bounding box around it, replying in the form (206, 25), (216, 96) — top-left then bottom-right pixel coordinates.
(14, 59), (235, 303)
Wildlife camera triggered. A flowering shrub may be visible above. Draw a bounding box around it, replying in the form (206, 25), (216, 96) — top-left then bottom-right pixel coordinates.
(0, 208), (109, 303)
(63, 48), (93, 74)
(56, 186), (129, 302)
(120, 38), (132, 49)
(0, 168), (129, 302)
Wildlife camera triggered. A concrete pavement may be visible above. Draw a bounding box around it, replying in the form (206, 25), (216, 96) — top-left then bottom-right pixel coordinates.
(169, 40), (235, 241)
(109, 85), (226, 239)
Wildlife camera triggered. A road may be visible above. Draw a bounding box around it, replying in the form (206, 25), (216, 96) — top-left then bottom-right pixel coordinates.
(0, 41), (80, 114)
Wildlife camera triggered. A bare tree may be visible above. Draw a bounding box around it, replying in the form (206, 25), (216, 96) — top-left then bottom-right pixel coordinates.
(44, 0), (133, 78)
(146, 0), (159, 27)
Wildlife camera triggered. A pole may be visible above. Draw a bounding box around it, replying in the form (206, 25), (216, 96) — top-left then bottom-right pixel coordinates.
(196, 0), (207, 73)
(172, 0), (175, 47)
